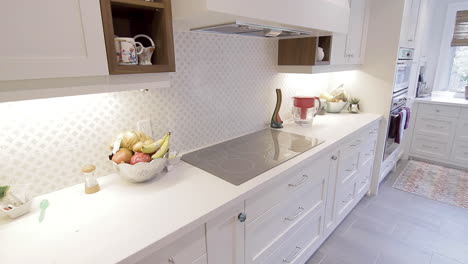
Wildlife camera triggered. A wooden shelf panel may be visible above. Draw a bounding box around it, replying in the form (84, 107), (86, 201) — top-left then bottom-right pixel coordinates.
(100, 0), (175, 75)
(113, 64), (175, 74)
(111, 0), (165, 10)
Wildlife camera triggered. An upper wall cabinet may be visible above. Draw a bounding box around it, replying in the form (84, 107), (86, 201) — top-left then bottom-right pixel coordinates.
(0, 0), (109, 81)
(329, 0), (369, 66)
(279, 0), (369, 74)
(400, 0), (421, 48)
(172, 0), (350, 34)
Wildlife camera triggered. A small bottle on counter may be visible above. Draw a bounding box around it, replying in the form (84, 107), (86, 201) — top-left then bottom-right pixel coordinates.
(82, 164), (100, 194)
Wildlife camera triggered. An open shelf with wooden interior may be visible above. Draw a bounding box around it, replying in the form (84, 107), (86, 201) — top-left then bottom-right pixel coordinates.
(100, 0), (175, 74)
(278, 36), (332, 66)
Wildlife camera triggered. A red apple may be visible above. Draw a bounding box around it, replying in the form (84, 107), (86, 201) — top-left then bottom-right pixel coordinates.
(130, 152), (152, 165)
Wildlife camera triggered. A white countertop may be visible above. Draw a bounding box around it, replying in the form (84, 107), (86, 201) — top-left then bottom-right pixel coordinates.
(0, 113), (382, 264)
(415, 96), (468, 107)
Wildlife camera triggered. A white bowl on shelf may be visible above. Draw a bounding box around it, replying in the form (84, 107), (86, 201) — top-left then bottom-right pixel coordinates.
(111, 158), (167, 183)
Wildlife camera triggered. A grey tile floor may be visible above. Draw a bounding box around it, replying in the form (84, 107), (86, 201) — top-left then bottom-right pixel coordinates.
(306, 159), (468, 264)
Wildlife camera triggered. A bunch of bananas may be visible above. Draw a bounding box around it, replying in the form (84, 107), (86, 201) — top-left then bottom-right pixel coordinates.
(141, 132), (171, 159)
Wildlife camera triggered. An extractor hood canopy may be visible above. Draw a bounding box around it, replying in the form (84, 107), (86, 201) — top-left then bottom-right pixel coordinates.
(191, 21), (316, 38)
(172, 0), (350, 37)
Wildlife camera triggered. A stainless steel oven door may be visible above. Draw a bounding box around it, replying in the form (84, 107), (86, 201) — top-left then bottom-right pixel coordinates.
(394, 61), (412, 93)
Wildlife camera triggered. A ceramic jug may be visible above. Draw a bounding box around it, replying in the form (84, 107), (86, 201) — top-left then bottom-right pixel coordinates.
(134, 34), (156, 65)
(115, 37), (143, 65)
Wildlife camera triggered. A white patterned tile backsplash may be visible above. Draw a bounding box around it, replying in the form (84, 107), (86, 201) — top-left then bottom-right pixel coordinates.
(0, 31), (331, 196)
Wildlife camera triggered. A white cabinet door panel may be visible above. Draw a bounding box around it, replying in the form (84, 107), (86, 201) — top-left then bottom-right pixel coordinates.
(0, 0), (108, 80)
(206, 203), (245, 264)
(346, 0), (368, 64)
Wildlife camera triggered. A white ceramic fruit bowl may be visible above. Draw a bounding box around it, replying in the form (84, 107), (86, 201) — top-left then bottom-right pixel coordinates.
(111, 158), (167, 183)
(325, 102), (348, 113)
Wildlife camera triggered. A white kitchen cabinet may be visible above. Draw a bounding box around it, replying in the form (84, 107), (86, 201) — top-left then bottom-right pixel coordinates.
(136, 226), (207, 264)
(206, 202), (245, 264)
(409, 102), (468, 169)
(345, 0), (369, 64)
(400, 0), (422, 48)
(330, 0), (369, 65)
(0, 0), (108, 81)
(245, 154), (329, 264)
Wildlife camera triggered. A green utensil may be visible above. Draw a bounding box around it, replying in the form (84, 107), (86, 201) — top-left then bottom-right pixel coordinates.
(39, 199), (49, 223)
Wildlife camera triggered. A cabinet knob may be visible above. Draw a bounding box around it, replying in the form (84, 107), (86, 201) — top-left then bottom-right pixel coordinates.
(168, 257), (175, 263)
(238, 213), (247, 223)
(331, 155), (338, 160)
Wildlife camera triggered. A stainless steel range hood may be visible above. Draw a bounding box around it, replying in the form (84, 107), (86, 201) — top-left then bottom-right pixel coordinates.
(191, 21), (315, 38)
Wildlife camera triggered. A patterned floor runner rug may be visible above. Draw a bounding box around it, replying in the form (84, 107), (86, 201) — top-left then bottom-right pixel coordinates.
(393, 160), (468, 210)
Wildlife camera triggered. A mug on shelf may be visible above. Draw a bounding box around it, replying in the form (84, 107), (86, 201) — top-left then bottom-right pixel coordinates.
(134, 34), (156, 65)
(114, 37), (143, 65)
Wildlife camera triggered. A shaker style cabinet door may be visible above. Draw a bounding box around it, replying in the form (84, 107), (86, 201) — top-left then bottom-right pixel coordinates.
(0, 0), (108, 81)
(330, 0), (369, 65)
(345, 0), (369, 64)
(206, 202), (245, 264)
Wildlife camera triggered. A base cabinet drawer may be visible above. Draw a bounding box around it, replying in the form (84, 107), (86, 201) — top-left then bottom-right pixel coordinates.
(260, 208), (324, 264)
(461, 107), (468, 118)
(246, 177), (325, 264)
(451, 141), (468, 165)
(455, 119), (468, 142)
(335, 174), (357, 220)
(136, 226), (206, 264)
(338, 151), (359, 184)
(419, 103), (461, 117)
(246, 159), (321, 224)
(359, 140), (376, 167)
(414, 115), (457, 139)
(357, 162), (372, 196)
(192, 255), (207, 264)
(411, 134), (452, 159)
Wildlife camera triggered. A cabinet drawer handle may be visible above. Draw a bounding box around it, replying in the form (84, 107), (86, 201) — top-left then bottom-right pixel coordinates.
(342, 194), (353, 203)
(284, 207), (305, 221)
(427, 124), (444, 129)
(331, 155), (338, 160)
(422, 144), (437, 150)
(168, 257), (175, 263)
(435, 109), (441, 113)
(283, 246), (303, 263)
(288, 175), (308, 187)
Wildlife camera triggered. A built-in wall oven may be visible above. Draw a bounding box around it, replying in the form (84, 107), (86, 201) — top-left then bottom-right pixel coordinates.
(393, 48), (414, 94)
(383, 48), (414, 161)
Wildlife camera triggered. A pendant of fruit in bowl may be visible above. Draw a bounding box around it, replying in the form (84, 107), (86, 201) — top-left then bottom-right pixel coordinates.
(109, 131), (171, 183)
